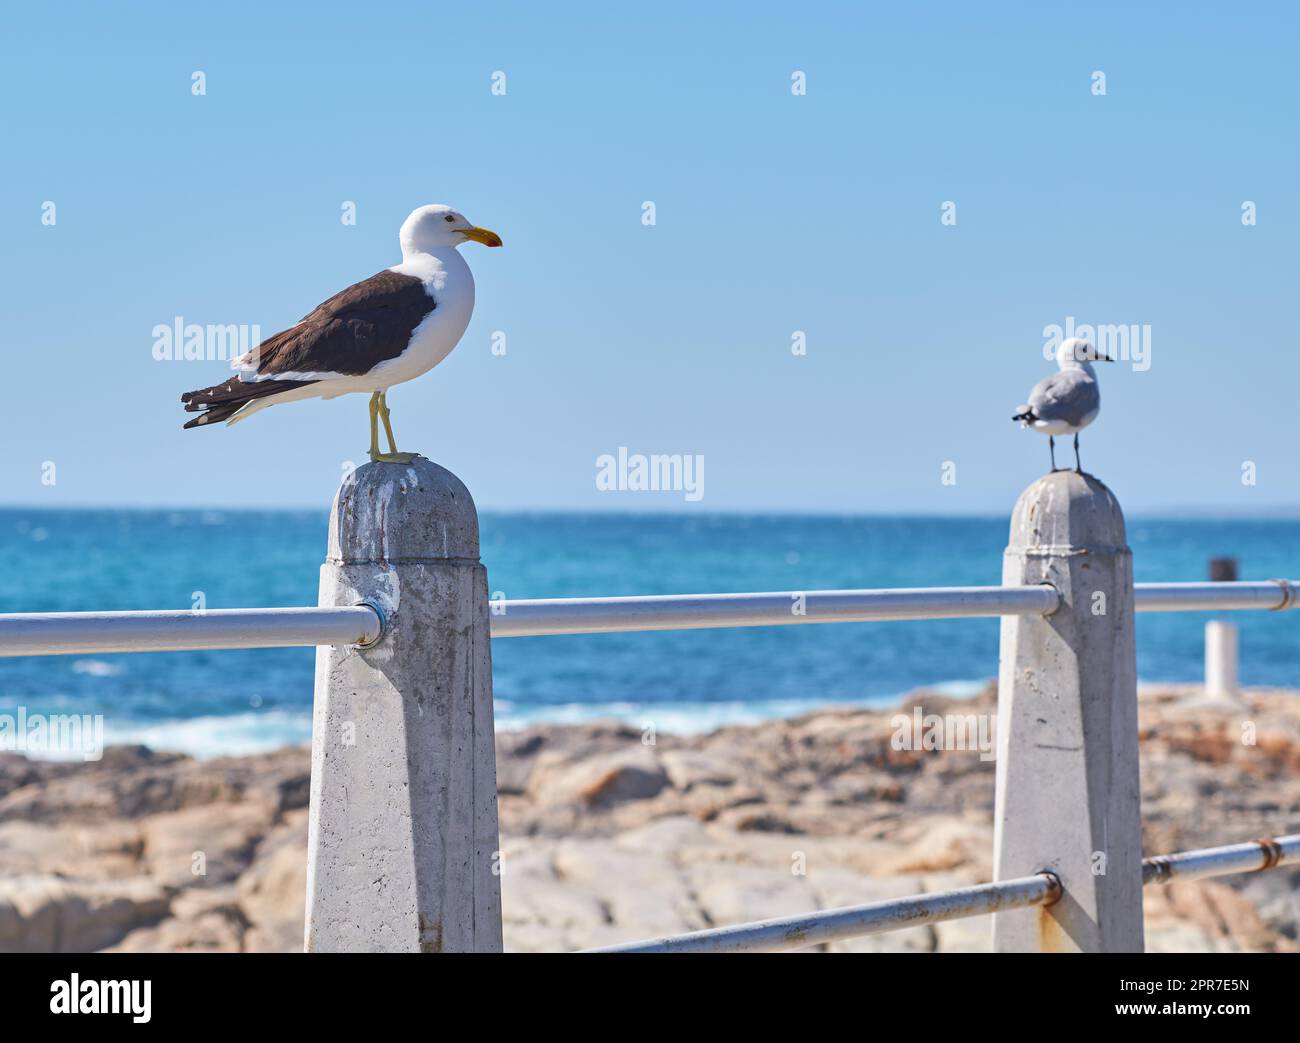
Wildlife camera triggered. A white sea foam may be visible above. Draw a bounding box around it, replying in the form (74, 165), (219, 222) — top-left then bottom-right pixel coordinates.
(71, 659), (123, 677)
(494, 679), (993, 735)
(98, 681), (995, 758)
(106, 710), (311, 759)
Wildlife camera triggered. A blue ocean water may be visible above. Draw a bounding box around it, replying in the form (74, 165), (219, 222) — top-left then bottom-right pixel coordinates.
(0, 508), (1296, 756)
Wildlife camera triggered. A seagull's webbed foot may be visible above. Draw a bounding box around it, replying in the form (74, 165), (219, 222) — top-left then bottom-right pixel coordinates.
(369, 450), (419, 464)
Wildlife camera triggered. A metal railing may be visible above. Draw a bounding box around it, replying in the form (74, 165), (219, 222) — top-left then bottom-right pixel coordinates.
(0, 581), (1293, 656)
(584, 834), (1300, 953)
(0, 606), (382, 657)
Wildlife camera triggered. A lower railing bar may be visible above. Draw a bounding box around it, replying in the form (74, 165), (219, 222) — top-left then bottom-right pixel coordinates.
(585, 833), (1300, 954)
(1143, 833), (1300, 885)
(0, 606), (383, 658)
(579, 873), (1061, 954)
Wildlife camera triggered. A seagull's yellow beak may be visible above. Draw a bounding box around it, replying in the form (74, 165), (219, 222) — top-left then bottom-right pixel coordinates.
(460, 226), (503, 247)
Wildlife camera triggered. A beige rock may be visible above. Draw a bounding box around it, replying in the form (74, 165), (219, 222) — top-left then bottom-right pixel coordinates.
(109, 907), (246, 953)
(528, 746), (668, 807)
(659, 750), (737, 790)
(236, 811), (308, 953)
(0, 820), (143, 879)
(1143, 880), (1299, 953)
(0, 875), (171, 952)
(875, 818), (993, 876)
(141, 802), (273, 888)
(686, 861), (819, 932)
(2, 683), (1299, 954)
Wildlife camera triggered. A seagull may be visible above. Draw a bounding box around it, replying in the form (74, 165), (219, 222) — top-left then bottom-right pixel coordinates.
(1011, 336), (1114, 473)
(181, 204), (501, 463)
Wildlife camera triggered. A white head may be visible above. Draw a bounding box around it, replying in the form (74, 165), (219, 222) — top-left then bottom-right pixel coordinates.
(399, 204), (502, 258)
(1055, 336), (1113, 372)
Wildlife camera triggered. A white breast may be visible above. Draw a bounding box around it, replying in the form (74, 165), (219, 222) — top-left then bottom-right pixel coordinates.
(368, 248), (476, 389)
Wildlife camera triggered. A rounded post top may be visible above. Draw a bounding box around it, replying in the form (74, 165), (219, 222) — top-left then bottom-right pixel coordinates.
(327, 457), (480, 565)
(1007, 471), (1128, 555)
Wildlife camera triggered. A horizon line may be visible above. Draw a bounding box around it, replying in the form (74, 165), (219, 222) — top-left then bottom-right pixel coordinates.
(1, 501), (1298, 522)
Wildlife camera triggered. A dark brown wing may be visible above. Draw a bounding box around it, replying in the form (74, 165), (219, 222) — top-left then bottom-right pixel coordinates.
(181, 269), (436, 430)
(242, 269), (436, 377)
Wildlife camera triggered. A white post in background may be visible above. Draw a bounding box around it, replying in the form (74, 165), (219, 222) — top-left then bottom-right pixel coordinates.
(1205, 558), (1240, 704)
(992, 471), (1144, 952)
(305, 458), (503, 952)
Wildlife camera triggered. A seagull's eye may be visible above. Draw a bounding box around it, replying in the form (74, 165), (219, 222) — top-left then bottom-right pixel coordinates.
(444, 215), (455, 223)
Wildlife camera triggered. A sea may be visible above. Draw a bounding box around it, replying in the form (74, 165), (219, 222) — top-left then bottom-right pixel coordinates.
(0, 508), (1296, 757)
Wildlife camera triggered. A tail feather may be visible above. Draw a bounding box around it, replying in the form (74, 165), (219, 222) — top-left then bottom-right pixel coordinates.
(181, 377), (316, 429)
(1011, 406), (1036, 423)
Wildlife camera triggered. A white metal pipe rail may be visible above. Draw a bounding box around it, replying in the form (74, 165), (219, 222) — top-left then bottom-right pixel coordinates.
(1135, 579), (1297, 614)
(491, 580), (1299, 638)
(490, 584), (1059, 637)
(1142, 834), (1300, 885)
(583, 873), (1062, 954)
(0, 581), (1293, 657)
(584, 833), (1300, 953)
(0, 606), (382, 657)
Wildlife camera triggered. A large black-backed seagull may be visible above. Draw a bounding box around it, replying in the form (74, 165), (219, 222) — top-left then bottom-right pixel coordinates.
(181, 204), (501, 462)
(1011, 336), (1114, 472)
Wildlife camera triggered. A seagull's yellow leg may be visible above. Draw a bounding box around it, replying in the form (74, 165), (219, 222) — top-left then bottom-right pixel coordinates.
(379, 392), (399, 454)
(367, 392), (381, 461)
(371, 391), (417, 464)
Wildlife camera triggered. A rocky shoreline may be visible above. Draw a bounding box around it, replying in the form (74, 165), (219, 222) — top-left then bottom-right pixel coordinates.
(1, 684), (1298, 952)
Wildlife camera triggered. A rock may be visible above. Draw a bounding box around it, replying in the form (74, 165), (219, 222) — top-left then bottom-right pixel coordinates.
(108, 888), (248, 953)
(0, 820), (144, 879)
(712, 807), (802, 833)
(0, 875), (171, 952)
(141, 803), (273, 888)
(498, 841), (615, 952)
(686, 861), (819, 933)
(552, 837), (706, 942)
(235, 811), (308, 953)
(529, 747), (669, 807)
(875, 818), (992, 876)
(2, 683), (1299, 953)
(659, 750), (736, 790)
(1143, 880), (1299, 953)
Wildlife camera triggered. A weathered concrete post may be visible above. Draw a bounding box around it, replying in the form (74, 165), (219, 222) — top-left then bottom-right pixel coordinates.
(305, 458), (503, 952)
(992, 471), (1144, 952)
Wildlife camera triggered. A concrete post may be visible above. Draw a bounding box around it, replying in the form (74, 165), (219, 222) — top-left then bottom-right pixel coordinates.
(305, 458), (503, 952)
(992, 471), (1144, 952)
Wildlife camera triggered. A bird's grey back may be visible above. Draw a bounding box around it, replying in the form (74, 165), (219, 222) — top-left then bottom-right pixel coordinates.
(1027, 369), (1100, 425)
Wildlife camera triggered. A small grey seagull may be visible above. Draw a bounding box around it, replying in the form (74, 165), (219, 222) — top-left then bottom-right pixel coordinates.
(1011, 336), (1114, 472)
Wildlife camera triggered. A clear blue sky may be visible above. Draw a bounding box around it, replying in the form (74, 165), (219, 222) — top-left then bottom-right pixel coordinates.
(1, 1), (1296, 514)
